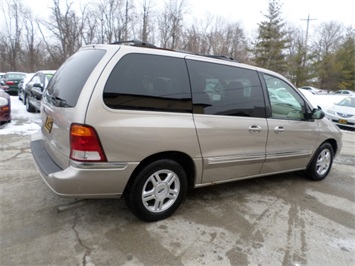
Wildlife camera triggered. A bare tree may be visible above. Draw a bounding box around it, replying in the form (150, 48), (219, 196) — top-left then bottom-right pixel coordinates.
(0, 0), (26, 70)
(208, 19), (247, 61)
(157, 0), (186, 49)
(22, 9), (46, 71)
(182, 16), (248, 62)
(137, 0), (155, 42)
(81, 6), (99, 44)
(312, 21), (344, 56)
(89, 0), (135, 44)
(311, 21), (345, 90)
(37, 0), (86, 67)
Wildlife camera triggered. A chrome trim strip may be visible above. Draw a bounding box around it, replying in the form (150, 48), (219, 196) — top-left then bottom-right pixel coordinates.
(207, 154), (265, 165)
(70, 160), (129, 169)
(266, 150), (312, 159)
(206, 150), (312, 165)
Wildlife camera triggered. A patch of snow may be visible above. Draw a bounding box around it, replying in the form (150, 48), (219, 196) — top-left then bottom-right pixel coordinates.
(0, 96), (41, 135)
(313, 94), (348, 110)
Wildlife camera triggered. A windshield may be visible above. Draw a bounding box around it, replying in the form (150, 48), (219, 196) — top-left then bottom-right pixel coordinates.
(7, 73), (26, 80)
(337, 97), (355, 108)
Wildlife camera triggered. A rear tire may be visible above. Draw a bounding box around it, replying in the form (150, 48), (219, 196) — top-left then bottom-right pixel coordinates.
(306, 143), (334, 181)
(125, 159), (187, 222)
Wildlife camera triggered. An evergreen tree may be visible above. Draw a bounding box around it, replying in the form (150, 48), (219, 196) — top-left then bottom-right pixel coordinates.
(251, 0), (290, 74)
(286, 27), (313, 87)
(334, 30), (355, 91)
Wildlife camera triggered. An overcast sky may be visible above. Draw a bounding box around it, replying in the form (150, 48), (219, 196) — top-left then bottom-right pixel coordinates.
(188, 0), (354, 33)
(22, 0), (354, 37)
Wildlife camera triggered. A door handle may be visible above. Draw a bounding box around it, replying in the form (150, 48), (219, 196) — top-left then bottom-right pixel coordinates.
(249, 125), (262, 134)
(274, 126), (285, 134)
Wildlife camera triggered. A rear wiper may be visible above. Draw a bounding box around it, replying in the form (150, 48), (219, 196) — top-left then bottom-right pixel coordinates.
(52, 96), (72, 107)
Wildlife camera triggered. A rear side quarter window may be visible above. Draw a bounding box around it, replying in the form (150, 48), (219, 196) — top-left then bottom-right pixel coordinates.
(103, 53), (192, 113)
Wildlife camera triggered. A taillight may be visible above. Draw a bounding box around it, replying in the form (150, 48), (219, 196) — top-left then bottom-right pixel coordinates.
(6, 81), (14, 85)
(70, 124), (107, 162)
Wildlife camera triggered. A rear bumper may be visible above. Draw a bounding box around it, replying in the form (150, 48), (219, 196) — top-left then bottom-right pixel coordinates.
(30, 134), (137, 198)
(4, 86), (19, 95)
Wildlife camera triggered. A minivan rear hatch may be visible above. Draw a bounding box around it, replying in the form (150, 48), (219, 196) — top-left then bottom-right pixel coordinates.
(40, 46), (115, 169)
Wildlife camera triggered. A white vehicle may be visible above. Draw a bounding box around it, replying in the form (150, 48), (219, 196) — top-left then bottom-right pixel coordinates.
(325, 96), (355, 130)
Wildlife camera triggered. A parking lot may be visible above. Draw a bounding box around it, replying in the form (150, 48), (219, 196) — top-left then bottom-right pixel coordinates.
(1, 97), (354, 266)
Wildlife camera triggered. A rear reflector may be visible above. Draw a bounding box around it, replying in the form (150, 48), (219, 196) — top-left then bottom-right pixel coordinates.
(70, 124), (107, 162)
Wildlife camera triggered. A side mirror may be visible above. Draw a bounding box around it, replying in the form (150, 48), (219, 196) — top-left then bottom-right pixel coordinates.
(311, 108), (325, 119)
(32, 86), (42, 94)
(33, 83), (43, 89)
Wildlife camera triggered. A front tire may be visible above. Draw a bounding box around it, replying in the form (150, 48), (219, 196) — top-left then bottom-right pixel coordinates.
(125, 159), (187, 222)
(306, 142), (334, 181)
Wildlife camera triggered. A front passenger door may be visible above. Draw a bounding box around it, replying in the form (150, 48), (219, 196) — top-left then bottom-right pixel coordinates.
(261, 74), (319, 174)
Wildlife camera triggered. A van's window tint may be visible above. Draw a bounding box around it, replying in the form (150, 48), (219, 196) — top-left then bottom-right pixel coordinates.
(263, 74), (306, 120)
(103, 54), (192, 113)
(186, 60), (266, 118)
(44, 49), (106, 107)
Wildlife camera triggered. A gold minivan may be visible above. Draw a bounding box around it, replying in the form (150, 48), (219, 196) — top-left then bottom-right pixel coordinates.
(31, 41), (342, 221)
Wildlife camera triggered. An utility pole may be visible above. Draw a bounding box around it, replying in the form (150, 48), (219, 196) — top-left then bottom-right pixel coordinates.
(301, 14), (317, 67)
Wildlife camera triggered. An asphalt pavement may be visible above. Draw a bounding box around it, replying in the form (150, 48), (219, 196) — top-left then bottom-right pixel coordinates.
(0, 98), (354, 266)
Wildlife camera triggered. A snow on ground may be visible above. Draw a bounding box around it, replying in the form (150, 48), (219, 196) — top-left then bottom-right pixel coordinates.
(0, 96), (41, 135)
(311, 94), (349, 110)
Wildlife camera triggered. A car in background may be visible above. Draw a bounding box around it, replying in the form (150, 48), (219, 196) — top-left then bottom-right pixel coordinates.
(0, 72), (5, 82)
(332, 90), (355, 95)
(18, 72), (35, 102)
(299, 88), (320, 108)
(0, 88), (11, 125)
(25, 70), (56, 112)
(0, 72), (26, 95)
(299, 86), (322, 95)
(324, 96), (355, 130)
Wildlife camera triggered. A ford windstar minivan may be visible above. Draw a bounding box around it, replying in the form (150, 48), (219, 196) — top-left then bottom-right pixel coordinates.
(31, 40), (342, 221)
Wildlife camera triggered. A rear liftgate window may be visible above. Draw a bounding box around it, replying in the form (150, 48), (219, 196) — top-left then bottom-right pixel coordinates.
(103, 54), (192, 113)
(45, 49), (106, 108)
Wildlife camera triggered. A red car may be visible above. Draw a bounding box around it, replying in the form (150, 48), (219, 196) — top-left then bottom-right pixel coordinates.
(0, 88), (11, 124)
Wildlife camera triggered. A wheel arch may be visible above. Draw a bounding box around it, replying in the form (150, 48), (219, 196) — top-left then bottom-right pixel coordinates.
(308, 139), (338, 169)
(323, 138), (338, 156)
(124, 151), (196, 195)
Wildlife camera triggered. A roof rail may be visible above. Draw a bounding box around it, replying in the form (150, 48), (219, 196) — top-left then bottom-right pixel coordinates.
(109, 40), (239, 62)
(110, 40), (156, 48)
(203, 55), (238, 63)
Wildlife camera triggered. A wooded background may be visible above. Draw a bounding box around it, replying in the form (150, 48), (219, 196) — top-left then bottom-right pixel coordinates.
(0, 0), (354, 91)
